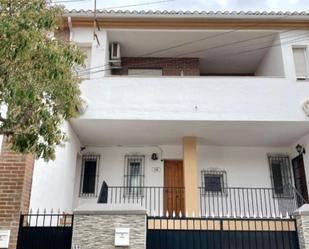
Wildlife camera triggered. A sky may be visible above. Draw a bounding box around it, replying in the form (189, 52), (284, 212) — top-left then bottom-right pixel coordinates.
(58, 0), (309, 12)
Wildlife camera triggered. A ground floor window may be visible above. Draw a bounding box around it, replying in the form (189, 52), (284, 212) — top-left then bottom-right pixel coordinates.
(80, 154), (100, 197)
(201, 169), (227, 195)
(268, 154), (293, 198)
(124, 154), (145, 196)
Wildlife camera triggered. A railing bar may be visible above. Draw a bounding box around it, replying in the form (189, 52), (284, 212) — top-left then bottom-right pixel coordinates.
(235, 188), (238, 217)
(153, 187), (156, 215)
(259, 189), (263, 217)
(267, 189), (271, 218)
(42, 212), (46, 227)
(242, 188), (245, 217)
(229, 188), (233, 218)
(246, 188), (250, 217)
(263, 189), (268, 218)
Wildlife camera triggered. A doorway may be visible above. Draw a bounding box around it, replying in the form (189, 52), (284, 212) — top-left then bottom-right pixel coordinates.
(164, 160), (185, 215)
(292, 155), (309, 204)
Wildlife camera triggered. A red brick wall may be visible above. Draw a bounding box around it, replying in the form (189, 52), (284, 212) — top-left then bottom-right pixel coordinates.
(113, 57), (200, 76)
(0, 138), (34, 249)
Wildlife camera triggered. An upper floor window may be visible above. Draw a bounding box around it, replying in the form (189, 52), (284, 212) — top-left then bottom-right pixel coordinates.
(80, 155), (99, 197)
(293, 47), (308, 80)
(268, 154), (293, 198)
(124, 154), (145, 196)
(201, 169), (227, 195)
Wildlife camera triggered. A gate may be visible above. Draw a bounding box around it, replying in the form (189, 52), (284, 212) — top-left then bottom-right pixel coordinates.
(17, 212), (73, 249)
(147, 217), (300, 249)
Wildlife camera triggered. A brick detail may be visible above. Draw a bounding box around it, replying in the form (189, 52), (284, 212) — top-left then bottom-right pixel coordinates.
(0, 138), (34, 249)
(72, 214), (146, 249)
(113, 57), (200, 76)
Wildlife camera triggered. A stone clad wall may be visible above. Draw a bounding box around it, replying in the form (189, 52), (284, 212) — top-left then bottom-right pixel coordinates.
(72, 212), (146, 249)
(294, 204), (309, 249)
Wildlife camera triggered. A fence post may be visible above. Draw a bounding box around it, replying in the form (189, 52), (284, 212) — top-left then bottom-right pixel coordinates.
(293, 204), (309, 249)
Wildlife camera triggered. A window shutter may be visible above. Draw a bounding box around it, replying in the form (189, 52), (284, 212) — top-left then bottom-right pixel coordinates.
(293, 48), (308, 79)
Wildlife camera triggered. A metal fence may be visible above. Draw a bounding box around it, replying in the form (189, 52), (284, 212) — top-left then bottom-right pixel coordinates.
(199, 185), (306, 218)
(17, 210), (73, 249)
(98, 182), (305, 218)
(147, 216), (300, 249)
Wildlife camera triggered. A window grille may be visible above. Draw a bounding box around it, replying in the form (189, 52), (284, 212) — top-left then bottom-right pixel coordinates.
(268, 154), (293, 198)
(201, 169), (227, 195)
(124, 154), (145, 196)
(79, 154), (100, 197)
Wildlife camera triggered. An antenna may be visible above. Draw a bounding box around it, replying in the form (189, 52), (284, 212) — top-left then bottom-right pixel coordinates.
(93, 0), (100, 45)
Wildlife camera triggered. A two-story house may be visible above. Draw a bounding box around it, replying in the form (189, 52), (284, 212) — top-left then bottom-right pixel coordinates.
(14, 9), (309, 249)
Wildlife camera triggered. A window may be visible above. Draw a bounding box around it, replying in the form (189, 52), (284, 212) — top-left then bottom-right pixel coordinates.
(124, 154), (145, 196)
(293, 47), (308, 80)
(128, 69), (163, 76)
(80, 155), (99, 197)
(268, 154), (293, 198)
(201, 170), (227, 194)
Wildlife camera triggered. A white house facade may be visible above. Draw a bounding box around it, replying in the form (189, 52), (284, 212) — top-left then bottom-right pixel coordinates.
(17, 10), (309, 249)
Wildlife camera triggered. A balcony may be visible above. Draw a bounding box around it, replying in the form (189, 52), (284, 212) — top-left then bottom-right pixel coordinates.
(76, 76), (309, 124)
(96, 182), (305, 218)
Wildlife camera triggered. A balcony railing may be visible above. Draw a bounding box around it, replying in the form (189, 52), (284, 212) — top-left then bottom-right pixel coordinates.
(198, 184), (306, 218)
(97, 182), (306, 218)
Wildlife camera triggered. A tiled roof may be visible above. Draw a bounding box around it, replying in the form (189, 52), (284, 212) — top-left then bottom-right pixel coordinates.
(64, 9), (309, 18)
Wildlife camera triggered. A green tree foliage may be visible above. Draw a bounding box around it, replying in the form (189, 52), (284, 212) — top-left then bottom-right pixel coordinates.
(0, 0), (85, 160)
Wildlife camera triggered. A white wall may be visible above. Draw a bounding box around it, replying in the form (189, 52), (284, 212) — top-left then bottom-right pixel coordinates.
(73, 145), (183, 208)
(73, 144), (291, 210)
(30, 122), (81, 213)
(255, 34), (285, 77)
(79, 76), (309, 121)
(71, 27), (110, 79)
(197, 145), (290, 188)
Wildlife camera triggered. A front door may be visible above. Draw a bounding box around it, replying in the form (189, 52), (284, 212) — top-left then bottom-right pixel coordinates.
(164, 160), (185, 216)
(292, 155), (309, 204)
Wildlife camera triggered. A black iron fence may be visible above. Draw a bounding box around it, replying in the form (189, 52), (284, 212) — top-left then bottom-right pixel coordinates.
(199, 185), (306, 218)
(147, 216), (300, 249)
(97, 182), (305, 218)
(97, 182), (184, 216)
(17, 210), (73, 249)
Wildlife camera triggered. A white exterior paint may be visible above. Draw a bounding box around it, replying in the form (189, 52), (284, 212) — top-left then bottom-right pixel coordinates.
(72, 144), (290, 210)
(30, 122), (81, 212)
(77, 77), (309, 121)
(255, 34), (285, 77)
(29, 23), (309, 214)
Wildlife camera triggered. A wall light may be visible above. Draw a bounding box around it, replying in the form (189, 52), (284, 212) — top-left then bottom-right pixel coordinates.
(296, 144), (306, 155)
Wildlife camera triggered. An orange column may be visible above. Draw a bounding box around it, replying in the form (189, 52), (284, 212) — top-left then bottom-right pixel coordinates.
(183, 137), (199, 216)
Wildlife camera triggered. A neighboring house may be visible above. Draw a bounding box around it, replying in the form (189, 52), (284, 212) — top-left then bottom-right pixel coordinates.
(4, 9), (309, 249)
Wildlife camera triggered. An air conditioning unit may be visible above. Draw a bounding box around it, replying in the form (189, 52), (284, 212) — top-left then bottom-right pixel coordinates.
(109, 42), (121, 68)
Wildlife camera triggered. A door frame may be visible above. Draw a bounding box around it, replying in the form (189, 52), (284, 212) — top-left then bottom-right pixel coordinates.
(292, 154), (309, 203)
